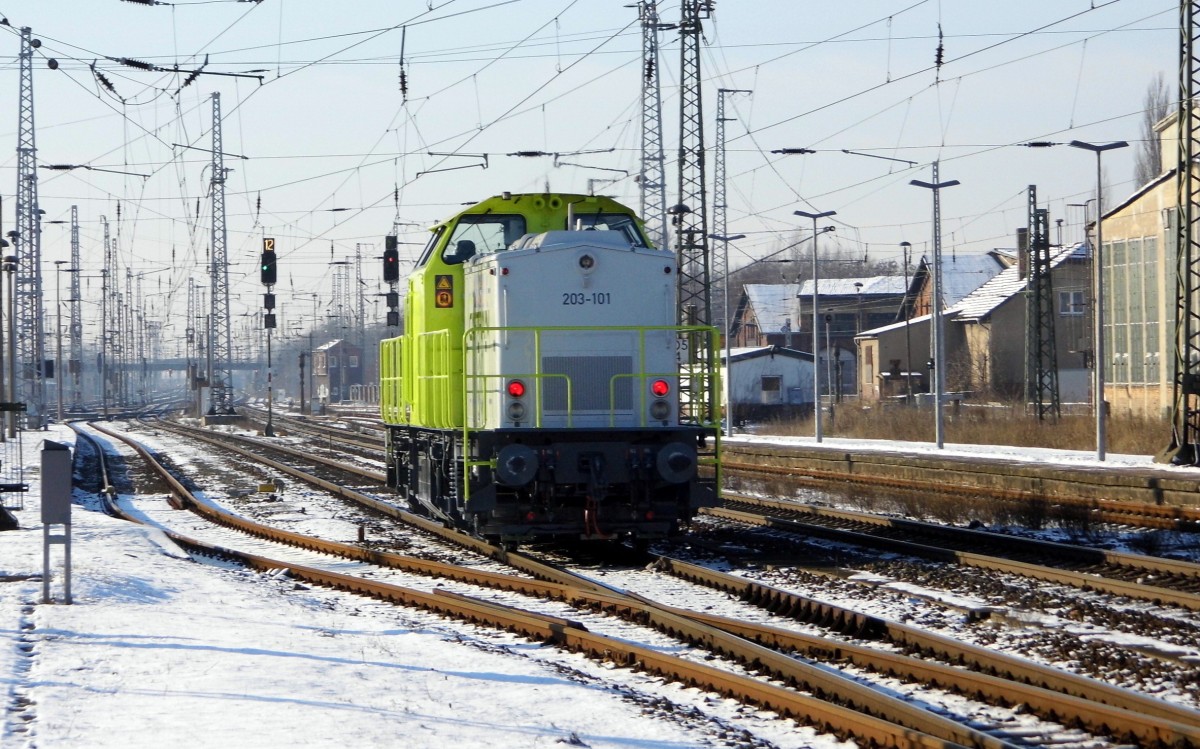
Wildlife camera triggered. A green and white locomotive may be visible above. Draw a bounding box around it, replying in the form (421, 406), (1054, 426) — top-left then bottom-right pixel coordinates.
(380, 192), (719, 547)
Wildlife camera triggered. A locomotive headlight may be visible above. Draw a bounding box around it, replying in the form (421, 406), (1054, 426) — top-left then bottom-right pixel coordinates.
(650, 399), (670, 420)
(651, 379), (670, 397)
(507, 379), (526, 398)
(507, 401), (527, 421)
(578, 254), (595, 269)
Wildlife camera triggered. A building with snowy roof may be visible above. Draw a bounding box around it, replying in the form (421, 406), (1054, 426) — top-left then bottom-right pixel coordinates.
(855, 245), (1091, 403)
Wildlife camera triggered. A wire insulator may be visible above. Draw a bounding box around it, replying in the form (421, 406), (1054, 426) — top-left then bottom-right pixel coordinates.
(118, 57), (157, 71)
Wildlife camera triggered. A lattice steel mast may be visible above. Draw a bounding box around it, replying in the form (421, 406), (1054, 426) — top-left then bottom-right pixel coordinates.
(674, 0), (715, 425)
(15, 26), (46, 427)
(1165, 1), (1200, 462)
(637, 1), (669, 249)
(208, 92), (235, 415)
(69, 205), (83, 409)
(1024, 186), (1060, 419)
(675, 1), (713, 327)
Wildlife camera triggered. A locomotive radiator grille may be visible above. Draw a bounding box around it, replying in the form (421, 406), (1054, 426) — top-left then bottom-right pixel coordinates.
(541, 355), (633, 413)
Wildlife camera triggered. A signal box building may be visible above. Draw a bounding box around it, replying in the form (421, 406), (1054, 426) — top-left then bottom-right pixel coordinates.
(312, 339), (363, 405)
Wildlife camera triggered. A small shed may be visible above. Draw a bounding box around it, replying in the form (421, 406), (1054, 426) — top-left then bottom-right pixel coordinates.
(721, 345), (815, 423)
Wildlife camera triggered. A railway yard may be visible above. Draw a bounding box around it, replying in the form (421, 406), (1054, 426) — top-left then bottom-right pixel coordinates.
(4, 412), (1200, 748)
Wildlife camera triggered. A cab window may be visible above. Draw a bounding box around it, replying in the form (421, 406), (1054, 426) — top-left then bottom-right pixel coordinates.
(574, 213), (648, 247)
(442, 214), (526, 264)
(415, 226), (446, 268)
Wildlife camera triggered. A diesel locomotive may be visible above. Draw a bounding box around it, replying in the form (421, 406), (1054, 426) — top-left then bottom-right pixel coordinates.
(379, 192), (720, 547)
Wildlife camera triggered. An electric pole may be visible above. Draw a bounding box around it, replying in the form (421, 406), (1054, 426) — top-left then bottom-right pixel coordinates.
(637, 1), (670, 249)
(208, 92), (235, 416)
(1024, 185), (1060, 420)
(15, 27), (46, 429)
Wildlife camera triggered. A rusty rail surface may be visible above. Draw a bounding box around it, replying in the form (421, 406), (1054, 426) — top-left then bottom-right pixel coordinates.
(83, 422), (995, 749)
(83, 421), (1200, 748)
(705, 497), (1200, 611)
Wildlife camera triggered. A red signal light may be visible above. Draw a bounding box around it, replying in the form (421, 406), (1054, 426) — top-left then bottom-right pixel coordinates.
(507, 380), (526, 398)
(651, 379), (670, 397)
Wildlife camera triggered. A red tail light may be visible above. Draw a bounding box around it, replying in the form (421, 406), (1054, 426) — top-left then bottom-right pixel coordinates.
(651, 379), (670, 397)
(507, 380), (526, 398)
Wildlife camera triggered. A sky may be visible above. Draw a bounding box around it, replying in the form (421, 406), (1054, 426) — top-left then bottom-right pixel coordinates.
(0, 0), (1176, 354)
(4, 423), (1199, 747)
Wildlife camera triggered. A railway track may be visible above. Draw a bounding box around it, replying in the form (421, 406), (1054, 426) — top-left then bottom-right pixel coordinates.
(709, 493), (1200, 611)
(74, 420), (1200, 748)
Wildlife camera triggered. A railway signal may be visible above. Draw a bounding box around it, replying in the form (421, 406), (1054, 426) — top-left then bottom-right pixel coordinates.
(384, 234), (400, 326)
(383, 235), (400, 282)
(261, 237), (277, 286)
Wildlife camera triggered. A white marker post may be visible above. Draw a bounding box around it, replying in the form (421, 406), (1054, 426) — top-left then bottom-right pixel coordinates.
(41, 440), (72, 604)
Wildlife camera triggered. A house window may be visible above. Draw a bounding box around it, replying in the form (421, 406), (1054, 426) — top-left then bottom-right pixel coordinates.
(761, 375), (782, 404)
(349, 355), (359, 368)
(1058, 290), (1085, 316)
(330, 356), (338, 368)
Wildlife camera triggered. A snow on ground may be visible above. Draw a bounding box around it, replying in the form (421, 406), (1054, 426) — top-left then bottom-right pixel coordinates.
(726, 431), (1175, 471)
(2, 426), (853, 749)
(3, 421), (1196, 748)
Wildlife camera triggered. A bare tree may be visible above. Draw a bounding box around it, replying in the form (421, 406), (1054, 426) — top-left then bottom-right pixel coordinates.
(1135, 72), (1173, 186)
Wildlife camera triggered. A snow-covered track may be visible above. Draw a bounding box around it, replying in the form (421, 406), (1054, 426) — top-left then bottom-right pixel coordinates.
(82, 421), (1200, 748)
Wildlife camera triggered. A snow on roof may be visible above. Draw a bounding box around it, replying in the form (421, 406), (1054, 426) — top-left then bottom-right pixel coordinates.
(934, 253), (1007, 306)
(721, 345), (813, 362)
(742, 283), (799, 333)
(855, 244), (1087, 337)
(797, 276), (907, 297)
(949, 243), (1087, 322)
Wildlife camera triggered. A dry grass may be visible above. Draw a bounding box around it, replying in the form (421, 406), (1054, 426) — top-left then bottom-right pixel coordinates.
(754, 401), (1165, 457)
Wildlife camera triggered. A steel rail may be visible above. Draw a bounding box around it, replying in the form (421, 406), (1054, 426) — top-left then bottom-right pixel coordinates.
(724, 494), (1200, 582)
(82, 422), (986, 749)
(704, 501), (1200, 611)
(89, 421), (1200, 747)
(651, 556), (1200, 735)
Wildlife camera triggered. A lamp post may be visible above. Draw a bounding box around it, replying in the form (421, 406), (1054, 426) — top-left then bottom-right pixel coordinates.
(54, 260), (68, 423)
(910, 162), (960, 449)
(1069, 139), (1128, 462)
(794, 209), (837, 442)
(900, 241), (914, 402)
(708, 232), (745, 437)
(0, 237), (7, 443)
(4, 250), (17, 438)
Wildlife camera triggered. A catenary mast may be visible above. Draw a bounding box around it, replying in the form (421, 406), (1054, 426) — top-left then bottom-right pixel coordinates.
(208, 92), (235, 415)
(15, 27), (46, 427)
(637, 1), (669, 249)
